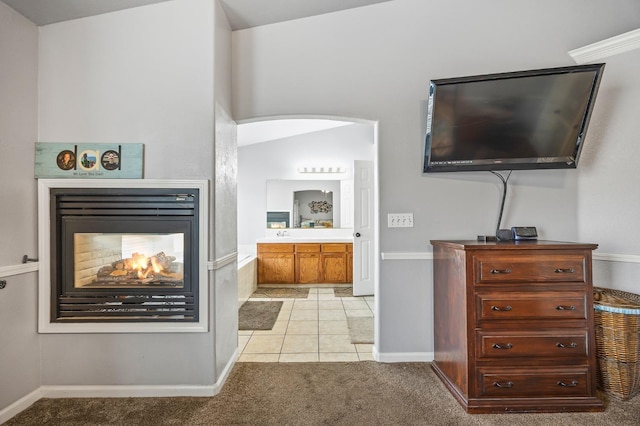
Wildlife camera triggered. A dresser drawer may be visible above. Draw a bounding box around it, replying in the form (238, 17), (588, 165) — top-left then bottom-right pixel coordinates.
(477, 367), (591, 397)
(474, 253), (586, 284)
(476, 330), (589, 358)
(476, 291), (587, 321)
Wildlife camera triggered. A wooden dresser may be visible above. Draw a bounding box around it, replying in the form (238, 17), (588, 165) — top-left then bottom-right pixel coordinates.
(430, 240), (604, 413)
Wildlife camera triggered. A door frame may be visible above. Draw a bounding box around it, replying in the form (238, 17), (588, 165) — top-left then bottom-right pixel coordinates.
(236, 114), (379, 343)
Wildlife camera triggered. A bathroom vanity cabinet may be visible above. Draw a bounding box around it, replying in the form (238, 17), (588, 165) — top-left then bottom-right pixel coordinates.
(258, 242), (352, 284)
(430, 240), (604, 413)
(257, 243), (296, 284)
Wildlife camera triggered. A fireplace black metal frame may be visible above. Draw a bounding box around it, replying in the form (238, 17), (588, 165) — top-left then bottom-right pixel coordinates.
(50, 187), (200, 323)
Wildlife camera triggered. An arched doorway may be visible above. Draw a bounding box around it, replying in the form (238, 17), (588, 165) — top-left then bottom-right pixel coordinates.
(236, 115), (379, 362)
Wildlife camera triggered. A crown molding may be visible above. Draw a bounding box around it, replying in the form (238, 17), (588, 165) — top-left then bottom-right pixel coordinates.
(569, 28), (640, 64)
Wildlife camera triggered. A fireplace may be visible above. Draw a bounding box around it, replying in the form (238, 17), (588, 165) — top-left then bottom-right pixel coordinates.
(38, 180), (209, 333)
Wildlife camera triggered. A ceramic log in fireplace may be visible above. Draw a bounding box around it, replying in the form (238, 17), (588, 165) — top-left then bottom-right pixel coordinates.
(38, 180), (209, 333)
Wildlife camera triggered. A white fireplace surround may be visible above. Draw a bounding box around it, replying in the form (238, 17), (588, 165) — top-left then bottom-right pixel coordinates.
(37, 179), (209, 333)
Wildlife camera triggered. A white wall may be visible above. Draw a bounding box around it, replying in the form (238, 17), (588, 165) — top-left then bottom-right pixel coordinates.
(36, 0), (235, 389)
(237, 122), (374, 246)
(232, 0), (640, 357)
(577, 47), (640, 294)
(0, 2), (41, 415)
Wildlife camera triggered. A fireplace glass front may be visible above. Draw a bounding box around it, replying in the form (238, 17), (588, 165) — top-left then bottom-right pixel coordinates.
(73, 232), (185, 289)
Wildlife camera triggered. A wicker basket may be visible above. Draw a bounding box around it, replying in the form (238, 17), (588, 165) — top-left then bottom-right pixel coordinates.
(593, 287), (640, 400)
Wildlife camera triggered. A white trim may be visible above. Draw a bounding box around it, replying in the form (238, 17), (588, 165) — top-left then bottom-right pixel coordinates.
(0, 262), (39, 278)
(39, 350), (238, 398)
(40, 384), (217, 398)
(593, 252), (640, 264)
(569, 28), (640, 64)
(0, 388), (42, 425)
(380, 252), (432, 261)
(37, 179), (209, 334)
(0, 351), (239, 422)
(373, 346), (434, 363)
(212, 252), (237, 270)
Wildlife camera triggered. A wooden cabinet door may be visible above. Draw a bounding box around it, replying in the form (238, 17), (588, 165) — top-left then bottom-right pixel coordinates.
(296, 253), (322, 283)
(258, 253), (295, 284)
(322, 252), (347, 283)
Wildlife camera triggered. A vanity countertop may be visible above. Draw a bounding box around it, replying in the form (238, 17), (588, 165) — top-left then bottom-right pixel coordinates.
(257, 237), (353, 243)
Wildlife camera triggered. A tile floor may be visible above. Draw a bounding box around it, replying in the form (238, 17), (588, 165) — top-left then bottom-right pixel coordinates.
(238, 287), (375, 362)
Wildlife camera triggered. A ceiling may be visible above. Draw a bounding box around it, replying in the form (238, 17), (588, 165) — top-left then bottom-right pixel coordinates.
(237, 119), (352, 146)
(1, 0), (392, 30)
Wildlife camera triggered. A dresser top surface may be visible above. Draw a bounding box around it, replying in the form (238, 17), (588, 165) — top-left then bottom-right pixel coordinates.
(430, 240), (598, 251)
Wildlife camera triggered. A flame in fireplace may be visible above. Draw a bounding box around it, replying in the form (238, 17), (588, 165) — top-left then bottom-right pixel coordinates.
(131, 253), (152, 278)
(99, 251), (184, 284)
(129, 252), (176, 279)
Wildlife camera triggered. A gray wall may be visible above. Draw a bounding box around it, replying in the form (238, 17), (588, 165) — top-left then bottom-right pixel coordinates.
(0, 0), (237, 414)
(35, 0), (235, 390)
(2, 0), (639, 414)
(231, 0), (640, 357)
(0, 3), (38, 264)
(0, 2), (41, 412)
(576, 48), (640, 295)
(213, 0), (238, 377)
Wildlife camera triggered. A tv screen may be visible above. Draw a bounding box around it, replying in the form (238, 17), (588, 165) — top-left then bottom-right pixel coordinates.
(423, 64), (605, 173)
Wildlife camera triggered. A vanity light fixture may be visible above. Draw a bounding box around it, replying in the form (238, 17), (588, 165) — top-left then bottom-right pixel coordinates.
(297, 166), (346, 174)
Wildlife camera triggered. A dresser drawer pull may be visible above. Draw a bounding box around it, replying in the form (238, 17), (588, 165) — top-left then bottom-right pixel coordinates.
(491, 305), (513, 312)
(492, 343), (513, 350)
(557, 380), (579, 387)
(555, 305), (576, 311)
(490, 268), (511, 274)
(554, 268), (575, 273)
(556, 342), (578, 349)
(493, 381), (514, 388)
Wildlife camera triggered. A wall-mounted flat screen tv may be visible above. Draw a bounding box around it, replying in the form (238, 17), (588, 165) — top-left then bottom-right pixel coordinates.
(423, 63), (605, 173)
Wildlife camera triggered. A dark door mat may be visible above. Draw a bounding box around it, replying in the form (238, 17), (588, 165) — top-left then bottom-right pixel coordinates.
(251, 287), (310, 298)
(333, 287), (353, 297)
(239, 301), (283, 330)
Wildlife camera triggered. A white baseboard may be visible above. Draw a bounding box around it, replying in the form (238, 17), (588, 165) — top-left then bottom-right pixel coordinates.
(0, 388), (43, 425)
(40, 384), (218, 398)
(373, 346), (434, 363)
(0, 350), (239, 422)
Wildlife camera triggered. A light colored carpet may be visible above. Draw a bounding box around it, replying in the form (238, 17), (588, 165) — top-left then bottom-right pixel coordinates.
(6, 362), (640, 425)
(348, 316), (374, 343)
(238, 301), (283, 330)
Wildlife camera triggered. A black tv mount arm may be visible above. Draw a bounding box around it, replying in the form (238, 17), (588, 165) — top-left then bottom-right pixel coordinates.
(490, 170), (512, 240)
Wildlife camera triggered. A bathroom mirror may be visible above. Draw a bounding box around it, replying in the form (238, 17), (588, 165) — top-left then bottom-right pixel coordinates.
(266, 180), (342, 229)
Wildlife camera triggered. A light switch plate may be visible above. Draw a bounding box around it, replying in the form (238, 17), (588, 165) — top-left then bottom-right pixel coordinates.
(388, 213), (413, 228)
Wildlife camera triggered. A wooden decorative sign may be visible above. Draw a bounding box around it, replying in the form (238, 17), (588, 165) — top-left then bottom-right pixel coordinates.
(35, 143), (144, 179)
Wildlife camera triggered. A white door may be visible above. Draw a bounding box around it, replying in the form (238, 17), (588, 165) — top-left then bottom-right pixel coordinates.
(353, 160), (374, 296)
